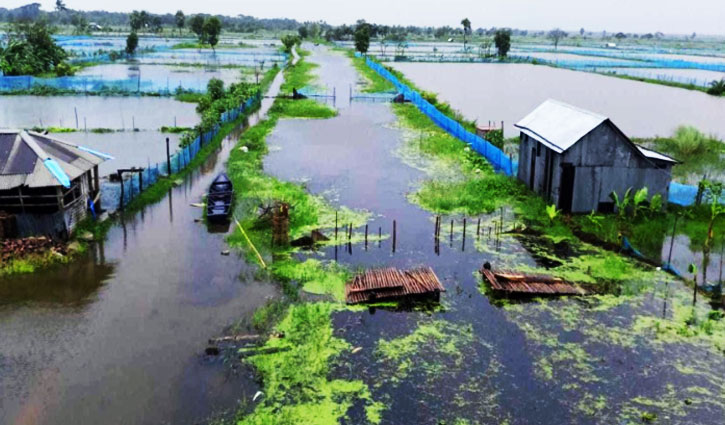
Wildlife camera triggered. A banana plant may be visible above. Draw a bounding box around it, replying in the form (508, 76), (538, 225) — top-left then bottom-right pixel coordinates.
(609, 188), (632, 219)
(632, 187), (648, 218)
(545, 204), (559, 223)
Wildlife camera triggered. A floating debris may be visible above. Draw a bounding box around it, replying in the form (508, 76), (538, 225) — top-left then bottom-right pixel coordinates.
(480, 263), (593, 297)
(345, 267), (445, 304)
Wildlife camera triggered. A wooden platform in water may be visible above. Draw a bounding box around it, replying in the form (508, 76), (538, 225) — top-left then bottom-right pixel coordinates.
(480, 268), (593, 296)
(345, 267), (445, 304)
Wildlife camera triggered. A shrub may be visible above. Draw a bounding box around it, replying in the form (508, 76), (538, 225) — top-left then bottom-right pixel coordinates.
(707, 79), (725, 96)
(54, 62), (73, 77)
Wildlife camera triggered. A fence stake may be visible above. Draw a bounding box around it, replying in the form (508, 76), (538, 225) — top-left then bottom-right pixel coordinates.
(74, 107), (79, 129)
(667, 215), (679, 264)
(166, 137), (171, 175)
(462, 218), (466, 251)
(365, 224), (368, 250)
(335, 210), (338, 240)
(378, 227), (382, 248)
(393, 220), (397, 253)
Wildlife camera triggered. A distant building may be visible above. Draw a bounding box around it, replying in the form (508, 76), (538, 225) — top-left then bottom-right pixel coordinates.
(515, 100), (677, 213)
(88, 23), (103, 31)
(0, 130), (111, 239)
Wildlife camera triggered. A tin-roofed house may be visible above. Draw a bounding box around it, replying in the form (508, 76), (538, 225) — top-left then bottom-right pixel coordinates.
(0, 130), (111, 239)
(515, 100), (677, 214)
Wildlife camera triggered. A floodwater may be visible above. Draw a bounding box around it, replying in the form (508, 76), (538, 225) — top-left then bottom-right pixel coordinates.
(597, 67), (725, 86)
(261, 45), (725, 424)
(0, 96), (198, 130)
(76, 63), (248, 93)
(390, 62), (725, 139)
(0, 70), (287, 425)
(60, 131), (184, 177)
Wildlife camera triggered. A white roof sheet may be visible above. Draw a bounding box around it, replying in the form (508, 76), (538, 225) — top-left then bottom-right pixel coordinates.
(514, 99), (607, 154)
(636, 145), (678, 163)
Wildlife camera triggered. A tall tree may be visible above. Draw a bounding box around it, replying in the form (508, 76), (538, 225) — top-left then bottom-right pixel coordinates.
(55, 0), (68, 12)
(189, 15), (205, 41)
(203, 17), (222, 51)
(494, 29), (511, 58)
(461, 18), (471, 50)
(548, 28), (567, 49)
(126, 31), (138, 55)
(175, 11), (185, 36)
(354, 21), (371, 55)
(129, 11), (144, 32)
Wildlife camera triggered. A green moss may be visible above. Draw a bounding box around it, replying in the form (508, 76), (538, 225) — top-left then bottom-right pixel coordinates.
(271, 98), (337, 119)
(375, 320), (474, 384)
(271, 258), (350, 301)
(239, 303), (380, 425)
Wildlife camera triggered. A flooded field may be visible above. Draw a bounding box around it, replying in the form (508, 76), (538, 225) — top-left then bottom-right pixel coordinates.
(0, 66), (287, 425)
(257, 45), (725, 425)
(60, 131), (184, 176)
(76, 63), (249, 93)
(0, 95), (198, 130)
(390, 62), (725, 139)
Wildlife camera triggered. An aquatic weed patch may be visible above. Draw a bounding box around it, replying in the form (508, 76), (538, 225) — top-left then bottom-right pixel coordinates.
(239, 303), (382, 425)
(503, 290), (725, 424)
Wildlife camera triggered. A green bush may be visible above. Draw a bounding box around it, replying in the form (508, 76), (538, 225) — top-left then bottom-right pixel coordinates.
(707, 79), (725, 96)
(54, 61), (73, 77)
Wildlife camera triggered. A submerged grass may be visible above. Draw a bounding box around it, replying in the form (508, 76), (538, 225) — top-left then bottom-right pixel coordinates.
(343, 51), (395, 93)
(226, 49), (383, 424)
(239, 303), (381, 425)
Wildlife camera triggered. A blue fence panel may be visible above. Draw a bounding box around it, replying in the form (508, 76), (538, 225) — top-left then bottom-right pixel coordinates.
(366, 58), (515, 176)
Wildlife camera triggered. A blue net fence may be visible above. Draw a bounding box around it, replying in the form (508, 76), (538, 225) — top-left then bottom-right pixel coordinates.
(0, 74), (229, 94)
(101, 92), (261, 210)
(365, 58), (518, 176)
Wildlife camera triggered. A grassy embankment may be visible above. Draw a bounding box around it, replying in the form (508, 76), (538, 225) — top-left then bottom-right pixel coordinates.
(0, 68), (280, 279)
(224, 49), (385, 424)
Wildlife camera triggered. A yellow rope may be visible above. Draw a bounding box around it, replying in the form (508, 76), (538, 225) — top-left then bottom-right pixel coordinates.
(233, 216), (267, 269)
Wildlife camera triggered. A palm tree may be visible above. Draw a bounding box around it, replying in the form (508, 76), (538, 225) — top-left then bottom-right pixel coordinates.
(707, 79), (725, 96)
(461, 18), (471, 51)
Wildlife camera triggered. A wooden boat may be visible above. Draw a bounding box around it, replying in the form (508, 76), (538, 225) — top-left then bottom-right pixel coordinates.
(206, 173), (233, 221)
(480, 263), (593, 297)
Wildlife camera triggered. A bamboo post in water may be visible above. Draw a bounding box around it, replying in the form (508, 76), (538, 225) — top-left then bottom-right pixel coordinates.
(462, 218), (467, 251)
(378, 227), (382, 248)
(365, 224), (368, 250)
(476, 218), (481, 239)
(335, 210), (338, 240)
(667, 215), (679, 265)
(74, 107), (79, 129)
(393, 220), (397, 253)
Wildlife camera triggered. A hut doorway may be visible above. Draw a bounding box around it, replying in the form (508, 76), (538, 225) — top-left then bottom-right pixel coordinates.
(559, 163), (575, 213)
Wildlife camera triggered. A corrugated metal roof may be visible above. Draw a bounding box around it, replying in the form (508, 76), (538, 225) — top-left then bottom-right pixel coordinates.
(514, 99), (607, 154)
(0, 130), (110, 190)
(636, 145), (679, 164)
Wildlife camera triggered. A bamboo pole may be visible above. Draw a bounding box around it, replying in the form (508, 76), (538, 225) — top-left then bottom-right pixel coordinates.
(233, 216), (266, 269)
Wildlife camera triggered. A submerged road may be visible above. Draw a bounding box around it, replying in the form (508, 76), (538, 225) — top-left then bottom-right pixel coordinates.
(0, 69), (286, 425)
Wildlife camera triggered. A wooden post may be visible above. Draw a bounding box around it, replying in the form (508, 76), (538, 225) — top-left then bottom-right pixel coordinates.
(365, 224), (368, 250)
(74, 107), (79, 129)
(138, 169), (143, 192)
(392, 220), (397, 253)
(335, 210), (338, 240)
(462, 218), (466, 251)
(476, 218), (481, 239)
(118, 171), (124, 210)
(166, 137), (171, 175)
(667, 215), (679, 264)
(132, 116), (135, 132)
(378, 227), (382, 248)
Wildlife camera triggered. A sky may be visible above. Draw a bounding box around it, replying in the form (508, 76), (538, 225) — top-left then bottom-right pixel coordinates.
(5, 0), (725, 35)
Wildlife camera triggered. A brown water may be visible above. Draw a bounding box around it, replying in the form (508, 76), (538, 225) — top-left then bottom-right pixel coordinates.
(390, 62), (725, 139)
(0, 72), (286, 425)
(0, 96), (198, 130)
(261, 46), (725, 425)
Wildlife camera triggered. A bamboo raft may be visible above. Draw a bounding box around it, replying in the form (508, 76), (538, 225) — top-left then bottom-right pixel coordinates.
(345, 267), (445, 304)
(480, 268), (593, 296)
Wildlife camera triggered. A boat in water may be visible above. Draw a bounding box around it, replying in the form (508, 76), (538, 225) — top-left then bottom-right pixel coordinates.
(206, 173), (234, 222)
